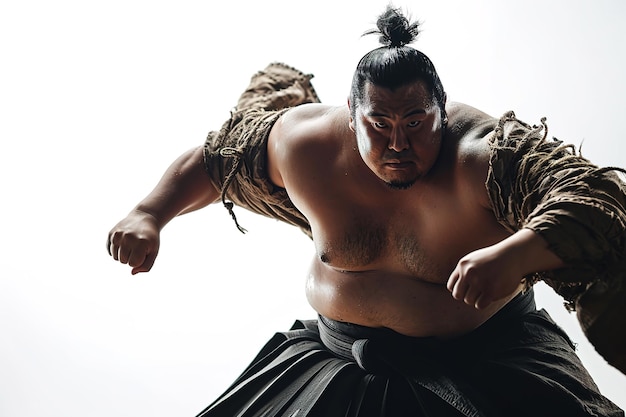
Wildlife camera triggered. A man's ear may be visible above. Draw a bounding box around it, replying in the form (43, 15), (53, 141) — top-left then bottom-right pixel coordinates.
(440, 93), (449, 126)
(347, 98), (355, 132)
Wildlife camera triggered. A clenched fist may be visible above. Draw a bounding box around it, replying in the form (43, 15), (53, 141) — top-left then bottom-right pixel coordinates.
(107, 209), (161, 275)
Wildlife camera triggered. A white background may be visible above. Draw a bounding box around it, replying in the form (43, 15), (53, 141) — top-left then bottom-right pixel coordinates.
(1, 0), (625, 415)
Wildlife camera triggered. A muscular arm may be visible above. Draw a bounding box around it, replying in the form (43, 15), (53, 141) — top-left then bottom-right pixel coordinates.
(447, 228), (565, 309)
(444, 115), (565, 308)
(488, 113), (626, 300)
(107, 146), (219, 274)
(134, 146), (219, 226)
(450, 111), (626, 309)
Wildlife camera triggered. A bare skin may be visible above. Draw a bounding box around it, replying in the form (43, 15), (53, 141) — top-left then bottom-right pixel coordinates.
(108, 80), (564, 338)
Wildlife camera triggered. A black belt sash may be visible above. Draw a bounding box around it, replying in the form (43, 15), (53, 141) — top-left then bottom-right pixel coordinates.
(317, 289), (537, 417)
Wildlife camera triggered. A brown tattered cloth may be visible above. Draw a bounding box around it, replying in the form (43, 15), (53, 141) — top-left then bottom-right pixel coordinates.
(204, 62), (626, 375)
(487, 113), (626, 374)
(203, 63), (316, 238)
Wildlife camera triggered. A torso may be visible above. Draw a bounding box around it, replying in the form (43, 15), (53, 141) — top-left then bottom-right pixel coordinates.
(268, 102), (522, 338)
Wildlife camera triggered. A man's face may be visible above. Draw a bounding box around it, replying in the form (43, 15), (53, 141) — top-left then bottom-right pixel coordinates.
(350, 80), (445, 189)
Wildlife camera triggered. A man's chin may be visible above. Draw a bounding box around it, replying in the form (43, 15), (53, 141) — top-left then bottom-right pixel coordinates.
(385, 180), (416, 190)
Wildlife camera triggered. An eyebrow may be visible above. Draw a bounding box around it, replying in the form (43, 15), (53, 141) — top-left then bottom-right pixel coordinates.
(366, 108), (427, 118)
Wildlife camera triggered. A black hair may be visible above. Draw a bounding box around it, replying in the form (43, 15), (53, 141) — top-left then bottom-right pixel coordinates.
(350, 5), (446, 119)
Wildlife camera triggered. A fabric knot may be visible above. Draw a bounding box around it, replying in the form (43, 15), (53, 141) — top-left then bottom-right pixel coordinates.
(351, 339), (369, 371)
(219, 146), (247, 234)
(351, 339), (394, 374)
(219, 147), (244, 158)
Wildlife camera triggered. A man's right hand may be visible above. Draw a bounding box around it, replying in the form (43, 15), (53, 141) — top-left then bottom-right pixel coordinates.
(107, 210), (161, 275)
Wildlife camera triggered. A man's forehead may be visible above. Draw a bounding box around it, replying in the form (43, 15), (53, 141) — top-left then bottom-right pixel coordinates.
(361, 81), (435, 113)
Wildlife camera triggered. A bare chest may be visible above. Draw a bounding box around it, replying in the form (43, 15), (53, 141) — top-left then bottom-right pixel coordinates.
(311, 194), (509, 282)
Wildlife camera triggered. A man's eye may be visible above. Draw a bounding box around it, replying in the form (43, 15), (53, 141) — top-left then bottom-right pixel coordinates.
(373, 121), (387, 128)
(408, 120), (421, 127)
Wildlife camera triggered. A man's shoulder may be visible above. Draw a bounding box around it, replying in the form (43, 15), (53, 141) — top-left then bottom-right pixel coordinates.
(444, 102), (497, 157)
(275, 103), (350, 149)
(280, 103), (348, 128)
(268, 104), (350, 187)
(446, 102), (497, 137)
(442, 103), (498, 206)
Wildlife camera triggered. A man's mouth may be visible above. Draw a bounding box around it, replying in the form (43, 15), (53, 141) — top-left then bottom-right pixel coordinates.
(384, 160), (413, 169)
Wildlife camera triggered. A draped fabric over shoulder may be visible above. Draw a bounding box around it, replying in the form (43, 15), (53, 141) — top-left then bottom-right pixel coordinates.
(486, 112), (626, 373)
(203, 62), (320, 238)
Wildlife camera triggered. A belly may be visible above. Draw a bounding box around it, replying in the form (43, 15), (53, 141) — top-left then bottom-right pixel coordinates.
(305, 257), (517, 338)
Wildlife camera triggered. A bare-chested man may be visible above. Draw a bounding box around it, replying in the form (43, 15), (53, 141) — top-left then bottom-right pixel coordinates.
(107, 6), (624, 417)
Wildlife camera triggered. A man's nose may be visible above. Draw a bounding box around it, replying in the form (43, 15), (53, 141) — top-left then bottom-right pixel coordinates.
(388, 128), (409, 152)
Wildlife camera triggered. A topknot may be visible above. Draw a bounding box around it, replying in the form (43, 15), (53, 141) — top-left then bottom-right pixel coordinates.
(364, 5), (420, 47)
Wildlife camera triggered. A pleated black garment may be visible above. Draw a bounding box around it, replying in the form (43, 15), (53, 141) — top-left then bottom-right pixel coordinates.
(196, 290), (623, 417)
